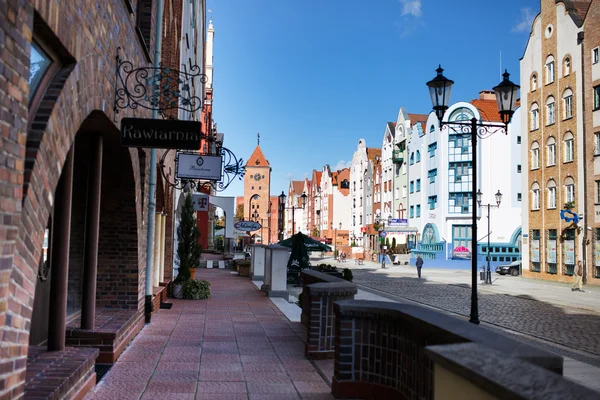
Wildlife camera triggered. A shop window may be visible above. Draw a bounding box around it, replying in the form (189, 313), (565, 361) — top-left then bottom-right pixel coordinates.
(136, 0), (154, 59)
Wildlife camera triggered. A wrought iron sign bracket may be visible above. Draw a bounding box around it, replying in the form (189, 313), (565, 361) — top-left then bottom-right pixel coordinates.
(114, 47), (208, 119)
(158, 147), (245, 193)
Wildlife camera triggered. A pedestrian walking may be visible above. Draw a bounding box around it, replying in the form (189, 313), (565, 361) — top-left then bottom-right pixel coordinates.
(571, 260), (584, 292)
(416, 255), (424, 278)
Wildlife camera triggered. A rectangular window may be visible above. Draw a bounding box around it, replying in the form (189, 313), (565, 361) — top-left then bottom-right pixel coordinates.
(410, 181), (414, 193)
(594, 47), (599, 64)
(428, 168), (438, 183)
(517, 165), (521, 173)
(564, 95), (573, 119)
(546, 61), (555, 84)
(428, 142), (438, 157)
(548, 144), (556, 166)
(416, 179), (421, 192)
(532, 189), (540, 210)
(531, 109), (539, 130)
(595, 133), (600, 155)
(532, 148), (539, 169)
(409, 206), (414, 218)
(548, 187), (556, 209)
(517, 136), (521, 144)
(596, 180), (600, 204)
(547, 102), (555, 125)
(416, 205), (421, 217)
(450, 162), (471, 182)
(428, 195), (438, 210)
(531, 229), (541, 272)
(452, 225), (472, 254)
(136, 0), (154, 57)
(565, 139), (574, 162)
(594, 86), (600, 110)
(449, 192), (471, 207)
(517, 193), (522, 201)
(565, 184), (575, 203)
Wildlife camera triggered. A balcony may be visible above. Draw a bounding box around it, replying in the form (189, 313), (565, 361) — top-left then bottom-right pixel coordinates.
(392, 150), (404, 164)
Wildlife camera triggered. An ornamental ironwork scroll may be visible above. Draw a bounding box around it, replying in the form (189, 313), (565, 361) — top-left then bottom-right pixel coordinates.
(114, 48), (207, 117)
(159, 147), (245, 192)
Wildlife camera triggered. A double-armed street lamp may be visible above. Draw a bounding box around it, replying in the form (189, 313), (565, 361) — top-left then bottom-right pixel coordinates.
(477, 189), (503, 285)
(278, 191), (307, 238)
(426, 66), (519, 325)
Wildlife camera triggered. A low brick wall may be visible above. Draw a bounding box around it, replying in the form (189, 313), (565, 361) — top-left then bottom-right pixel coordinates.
(331, 300), (564, 400)
(300, 270), (357, 359)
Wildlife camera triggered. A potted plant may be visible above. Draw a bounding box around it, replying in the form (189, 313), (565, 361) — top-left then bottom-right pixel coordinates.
(173, 192), (202, 298)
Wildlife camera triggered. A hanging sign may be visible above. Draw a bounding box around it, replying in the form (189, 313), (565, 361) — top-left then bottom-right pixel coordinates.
(177, 153), (223, 181)
(531, 239), (540, 262)
(192, 194), (209, 211)
(388, 219), (408, 227)
(234, 221), (262, 232)
(120, 118), (201, 149)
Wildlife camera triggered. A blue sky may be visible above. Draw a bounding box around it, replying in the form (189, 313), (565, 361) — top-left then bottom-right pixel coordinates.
(208, 0), (539, 198)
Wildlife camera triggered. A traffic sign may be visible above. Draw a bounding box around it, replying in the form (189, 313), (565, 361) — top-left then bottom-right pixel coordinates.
(380, 231), (387, 238)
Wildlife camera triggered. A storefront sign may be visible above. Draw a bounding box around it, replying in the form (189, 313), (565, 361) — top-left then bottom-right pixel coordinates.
(564, 240), (575, 265)
(546, 239), (556, 264)
(192, 194), (209, 211)
(234, 221), (262, 232)
(388, 219), (408, 227)
(177, 153), (222, 180)
(120, 118), (201, 149)
(595, 205), (600, 223)
(531, 240), (540, 262)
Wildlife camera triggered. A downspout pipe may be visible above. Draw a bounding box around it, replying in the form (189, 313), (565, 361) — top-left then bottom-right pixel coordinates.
(578, 31), (589, 284)
(145, 0), (165, 322)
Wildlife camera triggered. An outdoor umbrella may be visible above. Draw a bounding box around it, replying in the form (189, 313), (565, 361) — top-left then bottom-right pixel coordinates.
(284, 232), (311, 284)
(278, 232), (333, 253)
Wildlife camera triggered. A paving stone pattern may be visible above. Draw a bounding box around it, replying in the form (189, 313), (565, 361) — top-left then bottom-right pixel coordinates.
(349, 268), (600, 358)
(85, 269), (334, 400)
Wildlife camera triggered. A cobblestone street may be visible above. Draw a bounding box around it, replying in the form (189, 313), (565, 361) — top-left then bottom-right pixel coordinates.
(341, 264), (600, 362)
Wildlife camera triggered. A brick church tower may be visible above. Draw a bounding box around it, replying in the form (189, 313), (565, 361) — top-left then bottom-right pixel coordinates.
(244, 139), (273, 243)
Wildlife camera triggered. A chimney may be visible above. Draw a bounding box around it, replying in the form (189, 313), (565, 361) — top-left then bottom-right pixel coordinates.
(479, 90), (496, 100)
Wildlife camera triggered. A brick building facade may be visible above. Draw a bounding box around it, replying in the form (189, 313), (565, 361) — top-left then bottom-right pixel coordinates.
(0, 0), (205, 397)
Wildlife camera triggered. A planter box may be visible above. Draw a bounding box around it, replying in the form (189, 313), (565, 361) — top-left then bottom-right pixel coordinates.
(238, 264), (250, 277)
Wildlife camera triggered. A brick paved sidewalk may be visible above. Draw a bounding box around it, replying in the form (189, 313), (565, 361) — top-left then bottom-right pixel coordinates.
(85, 269), (333, 400)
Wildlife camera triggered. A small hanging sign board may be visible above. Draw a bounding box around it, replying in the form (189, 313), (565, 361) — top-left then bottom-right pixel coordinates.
(120, 117), (201, 149)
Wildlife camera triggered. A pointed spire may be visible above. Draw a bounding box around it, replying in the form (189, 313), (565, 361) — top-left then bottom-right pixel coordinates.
(257, 132), (260, 146)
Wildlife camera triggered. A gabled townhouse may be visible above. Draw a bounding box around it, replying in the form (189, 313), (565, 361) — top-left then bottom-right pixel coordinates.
(520, 0), (599, 285)
(350, 140), (371, 246)
(284, 180), (308, 237)
(332, 168), (352, 248)
(410, 93), (522, 267)
(309, 170), (324, 236)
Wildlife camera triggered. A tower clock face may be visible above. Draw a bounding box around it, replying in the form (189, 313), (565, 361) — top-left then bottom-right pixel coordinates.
(254, 173), (261, 181)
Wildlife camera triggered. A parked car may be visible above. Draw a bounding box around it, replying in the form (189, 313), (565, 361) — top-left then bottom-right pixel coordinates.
(495, 260), (521, 276)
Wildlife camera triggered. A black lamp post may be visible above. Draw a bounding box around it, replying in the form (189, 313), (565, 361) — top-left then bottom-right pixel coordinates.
(426, 66), (519, 325)
(278, 191), (307, 238)
(477, 189), (503, 285)
(331, 222), (341, 258)
(376, 215), (387, 269)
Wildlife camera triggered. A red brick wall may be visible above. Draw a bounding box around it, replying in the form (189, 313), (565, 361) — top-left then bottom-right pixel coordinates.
(0, 0), (164, 396)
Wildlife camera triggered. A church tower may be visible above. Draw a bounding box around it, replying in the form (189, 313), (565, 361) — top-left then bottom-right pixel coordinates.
(244, 136), (271, 243)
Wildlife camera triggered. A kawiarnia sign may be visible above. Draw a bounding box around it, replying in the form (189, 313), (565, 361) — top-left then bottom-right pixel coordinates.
(120, 117), (201, 150)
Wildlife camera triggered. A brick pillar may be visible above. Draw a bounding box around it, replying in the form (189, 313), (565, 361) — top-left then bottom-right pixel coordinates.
(304, 282), (357, 359)
(48, 147), (75, 351)
(81, 135), (103, 330)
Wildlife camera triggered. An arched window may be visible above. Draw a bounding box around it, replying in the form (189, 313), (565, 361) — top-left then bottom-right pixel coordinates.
(545, 55), (555, 84)
(531, 182), (540, 210)
(564, 56), (571, 76)
(547, 180), (557, 209)
(546, 96), (556, 125)
(531, 141), (540, 169)
(530, 103), (539, 130)
(416, 150), (421, 163)
(531, 73), (537, 91)
(563, 88), (573, 119)
(563, 132), (574, 162)
(564, 176), (575, 204)
(547, 137), (556, 166)
(410, 152), (415, 165)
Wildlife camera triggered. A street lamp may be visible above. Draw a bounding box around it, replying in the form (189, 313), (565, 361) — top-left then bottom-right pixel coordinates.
(426, 66), (519, 325)
(278, 191), (307, 238)
(376, 215), (387, 269)
(266, 210), (271, 244)
(331, 222), (341, 259)
(477, 189), (503, 285)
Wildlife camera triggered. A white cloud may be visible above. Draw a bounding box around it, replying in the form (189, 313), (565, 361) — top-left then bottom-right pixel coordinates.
(400, 0), (422, 17)
(333, 160), (352, 171)
(512, 8), (535, 33)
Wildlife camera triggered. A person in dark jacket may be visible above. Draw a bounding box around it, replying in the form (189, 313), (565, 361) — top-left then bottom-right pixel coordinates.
(416, 255), (424, 278)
